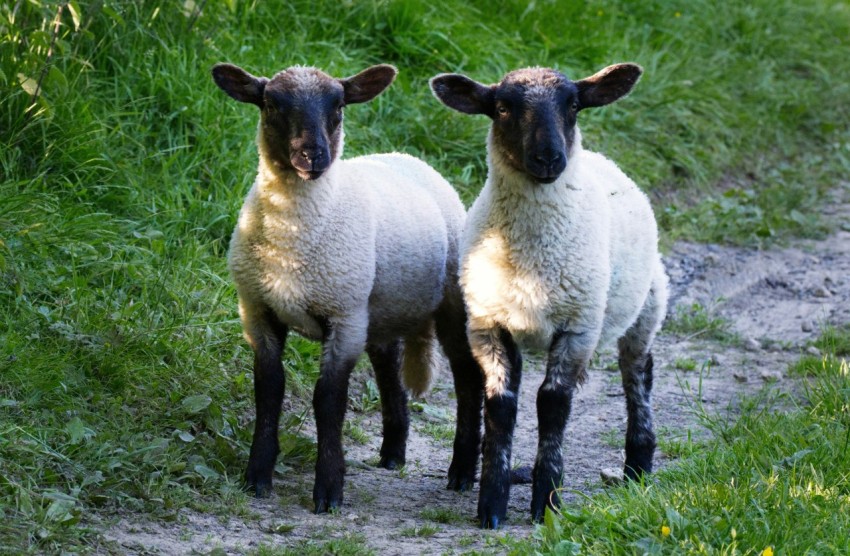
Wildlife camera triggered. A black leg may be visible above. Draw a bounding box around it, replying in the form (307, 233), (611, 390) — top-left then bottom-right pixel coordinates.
(471, 327), (522, 529)
(367, 341), (408, 470)
(244, 308), (288, 497)
(530, 330), (592, 522)
(435, 298), (484, 493)
(618, 282), (664, 481)
(620, 351), (656, 480)
(312, 318), (366, 514)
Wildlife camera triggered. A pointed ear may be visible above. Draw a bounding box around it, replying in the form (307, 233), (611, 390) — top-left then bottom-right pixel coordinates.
(576, 63), (643, 110)
(430, 74), (494, 117)
(212, 63), (268, 108)
(340, 64), (397, 104)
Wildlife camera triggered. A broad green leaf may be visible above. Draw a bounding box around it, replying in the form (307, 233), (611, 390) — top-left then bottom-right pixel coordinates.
(181, 394), (211, 414)
(47, 66), (67, 91)
(194, 464), (220, 480)
(65, 417), (86, 444)
(177, 430), (195, 442)
(18, 73), (38, 96)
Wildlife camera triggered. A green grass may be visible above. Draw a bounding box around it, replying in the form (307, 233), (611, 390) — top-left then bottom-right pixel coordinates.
(664, 302), (738, 343)
(1, 0), (850, 552)
(508, 328), (850, 554)
(420, 506), (468, 525)
(399, 524), (442, 538)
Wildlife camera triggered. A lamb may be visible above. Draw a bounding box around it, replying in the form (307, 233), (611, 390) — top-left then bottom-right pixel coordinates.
(430, 63), (669, 528)
(212, 62), (483, 513)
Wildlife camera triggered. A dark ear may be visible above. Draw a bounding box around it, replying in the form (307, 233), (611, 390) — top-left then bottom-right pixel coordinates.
(576, 63), (643, 110)
(212, 63), (268, 108)
(430, 74), (494, 117)
(341, 64), (397, 104)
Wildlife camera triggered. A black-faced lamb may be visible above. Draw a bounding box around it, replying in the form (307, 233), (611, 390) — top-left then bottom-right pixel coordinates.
(212, 62), (483, 513)
(430, 63), (669, 528)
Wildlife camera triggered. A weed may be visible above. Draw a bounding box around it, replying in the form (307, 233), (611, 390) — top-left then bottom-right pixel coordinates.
(344, 419), (370, 446)
(664, 302), (738, 343)
(350, 378), (381, 414)
(599, 428), (623, 449)
(399, 524), (442, 538)
(418, 423), (455, 447)
(674, 357), (699, 372)
(420, 507), (467, 525)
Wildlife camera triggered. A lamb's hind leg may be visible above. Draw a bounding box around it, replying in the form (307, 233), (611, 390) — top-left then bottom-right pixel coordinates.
(530, 330), (594, 523)
(619, 278), (666, 480)
(436, 299), (484, 493)
(471, 326), (522, 529)
(242, 303), (289, 497)
(366, 340), (408, 470)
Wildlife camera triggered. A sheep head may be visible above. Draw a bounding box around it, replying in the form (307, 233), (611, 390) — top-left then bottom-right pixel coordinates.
(430, 63), (642, 184)
(212, 63), (397, 181)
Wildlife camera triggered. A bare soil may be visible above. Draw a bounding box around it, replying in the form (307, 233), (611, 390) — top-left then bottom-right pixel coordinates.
(101, 190), (850, 555)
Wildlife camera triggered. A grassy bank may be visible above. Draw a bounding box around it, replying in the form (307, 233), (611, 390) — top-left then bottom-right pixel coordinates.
(517, 330), (850, 555)
(2, 0), (850, 552)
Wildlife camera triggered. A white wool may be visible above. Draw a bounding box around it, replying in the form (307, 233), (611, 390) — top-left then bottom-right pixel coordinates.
(461, 127), (668, 395)
(230, 133), (464, 396)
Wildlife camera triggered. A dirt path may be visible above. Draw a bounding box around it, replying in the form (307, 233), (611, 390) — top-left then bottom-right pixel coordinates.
(103, 192), (850, 555)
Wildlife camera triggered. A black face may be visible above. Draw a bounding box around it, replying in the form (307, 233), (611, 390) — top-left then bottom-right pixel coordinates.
(212, 63), (397, 182)
(259, 72), (345, 181)
(430, 62), (643, 185)
(491, 70), (578, 183)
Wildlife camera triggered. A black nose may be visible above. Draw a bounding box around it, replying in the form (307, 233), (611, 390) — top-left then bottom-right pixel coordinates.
(534, 150), (562, 167)
(300, 149), (325, 163)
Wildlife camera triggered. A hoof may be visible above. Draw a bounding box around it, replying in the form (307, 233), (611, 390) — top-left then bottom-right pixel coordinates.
(479, 513), (502, 529)
(447, 472), (476, 492)
(510, 465), (533, 484)
(244, 473), (273, 498)
(447, 461), (477, 492)
(313, 497), (342, 514)
(379, 455), (404, 470)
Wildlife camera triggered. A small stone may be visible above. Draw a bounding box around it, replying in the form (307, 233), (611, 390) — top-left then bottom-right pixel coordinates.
(801, 321), (814, 332)
(600, 468), (624, 486)
(813, 286), (832, 298)
(760, 371), (782, 383)
(709, 354), (722, 366)
(733, 373), (748, 383)
(744, 337), (762, 351)
(806, 346), (822, 356)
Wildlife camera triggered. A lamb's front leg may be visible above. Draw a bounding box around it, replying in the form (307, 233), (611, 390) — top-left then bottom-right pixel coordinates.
(530, 330), (594, 523)
(242, 304), (289, 498)
(471, 326), (522, 530)
(312, 314), (367, 514)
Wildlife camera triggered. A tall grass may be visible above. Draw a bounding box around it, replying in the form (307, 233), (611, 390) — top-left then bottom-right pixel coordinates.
(1, 0), (850, 552)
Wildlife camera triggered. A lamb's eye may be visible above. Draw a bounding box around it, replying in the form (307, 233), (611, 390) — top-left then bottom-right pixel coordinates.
(570, 101), (579, 111)
(497, 106), (509, 116)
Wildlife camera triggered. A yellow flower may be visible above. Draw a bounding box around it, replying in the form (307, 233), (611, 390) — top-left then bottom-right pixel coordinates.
(675, 11), (682, 17)
(661, 525), (671, 537)
(761, 548), (774, 556)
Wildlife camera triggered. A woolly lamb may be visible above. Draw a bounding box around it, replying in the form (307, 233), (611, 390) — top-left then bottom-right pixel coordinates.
(212, 62), (483, 513)
(431, 63), (669, 528)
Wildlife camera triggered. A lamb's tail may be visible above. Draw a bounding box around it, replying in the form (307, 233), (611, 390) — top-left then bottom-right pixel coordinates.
(401, 321), (441, 397)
